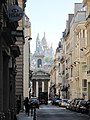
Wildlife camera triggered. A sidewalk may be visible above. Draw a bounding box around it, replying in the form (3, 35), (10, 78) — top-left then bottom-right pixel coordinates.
(16, 111), (33, 120)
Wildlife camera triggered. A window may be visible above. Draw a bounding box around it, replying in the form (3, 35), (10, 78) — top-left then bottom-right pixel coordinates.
(82, 79), (87, 91)
(71, 68), (73, 77)
(83, 30), (85, 38)
(59, 63), (60, 72)
(37, 59), (42, 68)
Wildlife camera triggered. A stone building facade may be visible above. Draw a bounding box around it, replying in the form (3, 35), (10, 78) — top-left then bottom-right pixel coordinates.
(50, 2), (90, 100)
(23, 14), (32, 99)
(0, 0), (28, 119)
(0, 0), (25, 120)
(15, 0), (28, 111)
(83, 0), (90, 99)
(60, 3), (87, 100)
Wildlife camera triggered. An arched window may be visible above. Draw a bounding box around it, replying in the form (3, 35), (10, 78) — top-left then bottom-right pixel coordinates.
(37, 59), (42, 68)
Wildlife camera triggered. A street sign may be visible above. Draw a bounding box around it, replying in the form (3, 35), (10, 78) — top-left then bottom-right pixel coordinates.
(7, 5), (24, 22)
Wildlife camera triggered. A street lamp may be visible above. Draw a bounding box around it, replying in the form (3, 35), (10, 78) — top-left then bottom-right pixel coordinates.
(25, 36), (32, 40)
(80, 47), (86, 51)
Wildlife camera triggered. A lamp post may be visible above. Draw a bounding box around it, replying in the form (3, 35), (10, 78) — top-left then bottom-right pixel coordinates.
(25, 36), (32, 40)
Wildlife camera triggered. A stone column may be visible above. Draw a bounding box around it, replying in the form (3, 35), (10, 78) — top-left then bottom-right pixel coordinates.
(42, 81), (44, 92)
(36, 81), (38, 97)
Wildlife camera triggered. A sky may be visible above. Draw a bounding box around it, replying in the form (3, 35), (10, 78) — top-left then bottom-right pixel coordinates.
(25, 0), (83, 53)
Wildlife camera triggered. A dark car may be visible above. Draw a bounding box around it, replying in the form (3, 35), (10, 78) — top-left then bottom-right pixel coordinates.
(55, 98), (62, 105)
(68, 100), (74, 110)
(76, 100), (87, 113)
(52, 97), (61, 105)
(30, 97), (40, 109)
(59, 99), (68, 107)
(70, 98), (84, 111)
(86, 99), (90, 116)
(73, 99), (80, 111)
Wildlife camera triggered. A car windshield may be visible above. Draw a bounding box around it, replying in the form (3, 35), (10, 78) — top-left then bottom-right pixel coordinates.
(80, 100), (87, 106)
(63, 99), (68, 102)
(30, 97), (39, 101)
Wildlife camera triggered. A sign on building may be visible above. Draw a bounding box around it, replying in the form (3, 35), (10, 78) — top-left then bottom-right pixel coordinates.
(7, 5), (24, 22)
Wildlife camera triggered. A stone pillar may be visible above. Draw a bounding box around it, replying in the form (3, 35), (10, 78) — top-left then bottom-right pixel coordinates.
(36, 81), (38, 97)
(42, 81), (44, 92)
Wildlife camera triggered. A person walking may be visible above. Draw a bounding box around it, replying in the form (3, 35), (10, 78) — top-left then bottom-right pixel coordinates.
(24, 97), (30, 116)
(17, 97), (21, 114)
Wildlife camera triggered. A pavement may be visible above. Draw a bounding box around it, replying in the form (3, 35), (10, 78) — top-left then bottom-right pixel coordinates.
(16, 111), (33, 120)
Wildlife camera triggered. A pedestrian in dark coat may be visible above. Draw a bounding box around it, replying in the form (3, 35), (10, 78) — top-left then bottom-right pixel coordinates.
(24, 97), (30, 116)
(17, 97), (21, 114)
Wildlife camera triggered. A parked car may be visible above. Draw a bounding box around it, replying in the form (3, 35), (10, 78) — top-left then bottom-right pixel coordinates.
(29, 97), (40, 109)
(86, 99), (90, 116)
(55, 99), (62, 105)
(73, 99), (80, 111)
(59, 99), (68, 107)
(68, 100), (74, 110)
(52, 97), (61, 105)
(66, 100), (72, 109)
(70, 98), (84, 111)
(48, 98), (52, 104)
(76, 100), (87, 113)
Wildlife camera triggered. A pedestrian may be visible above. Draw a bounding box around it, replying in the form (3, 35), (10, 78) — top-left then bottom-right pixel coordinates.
(17, 97), (21, 114)
(24, 97), (30, 116)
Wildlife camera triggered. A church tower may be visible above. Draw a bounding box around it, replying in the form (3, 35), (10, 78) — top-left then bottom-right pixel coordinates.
(41, 32), (47, 50)
(31, 33), (50, 99)
(35, 33), (45, 69)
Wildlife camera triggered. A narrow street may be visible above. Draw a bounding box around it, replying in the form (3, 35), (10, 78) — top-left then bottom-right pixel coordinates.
(36, 105), (90, 120)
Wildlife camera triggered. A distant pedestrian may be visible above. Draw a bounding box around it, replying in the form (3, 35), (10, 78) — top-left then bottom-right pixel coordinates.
(17, 97), (21, 114)
(24, 97), (30, 116)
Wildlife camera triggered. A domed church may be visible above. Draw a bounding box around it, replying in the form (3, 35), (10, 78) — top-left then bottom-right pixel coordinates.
(30, 32), (54, 99)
